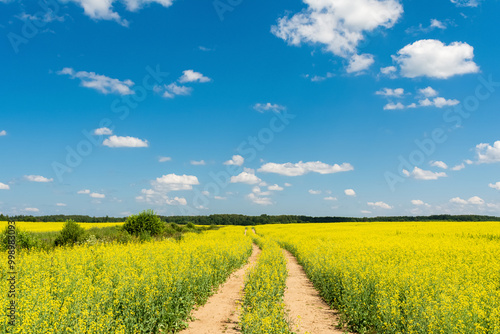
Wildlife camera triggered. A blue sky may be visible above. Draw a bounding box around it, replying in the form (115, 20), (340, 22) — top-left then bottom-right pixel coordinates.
(1, 0), (499, 217)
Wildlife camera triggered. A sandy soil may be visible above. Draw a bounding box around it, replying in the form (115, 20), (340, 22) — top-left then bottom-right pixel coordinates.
(179, 244), (261, 334)
(283, 249), (349, 334)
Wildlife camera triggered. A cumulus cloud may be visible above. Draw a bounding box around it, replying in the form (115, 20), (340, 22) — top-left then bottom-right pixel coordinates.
(309, 189), (322, 195)
(403, 167), (447, 180)
(450, 196), (484, 205)
(253, 103), (286, 113)
(411, 199), (426, 206)
(56, 203), (67, 207)
(94, 127), (113, 135)
(231, 169), (262, 185)
(247, 192), (273, 206)
(77, 189), (90, 194)
(383, 102), (405, 110)
(344, 189), (356, 197)
(430, 161), (448, 169)
(368, 201), (393, 209)
(451, 163), (466, 171)
(489, 182), (500, 190)
(419, 86), (438, 97)
(25, 207), (39, 212)
(224, 155), (244, 166)
(259, 161), (353, 176)
(25, 175), (53, 183)
(137, 173), (199, 205)
(155, 174), (200, 191)
(347, 53), (375, 73)
(393, 39), (480, 79)
(90, 192), (105, 199)
(271, 0), (403, 71)
(190, 160), (206, 166)
(165, 197), (187, 206)
(159, 156), (172, 162)
(103, 135), (149, 148)
(0, 183), (10, 190)
(376, 88), (404, 97)
(0, 130), (6, 136)
(58, 67), (134, 95)
(380, 66), (397, 78)
(62, 0), (176, 25)
(451, 0), (480, 7)
(324, 196), (337, 201)
(160, 82), (193, 99)
(475, 141), (500, 164)
(178, 70), (211, 83)
(268, 184), (284, 191)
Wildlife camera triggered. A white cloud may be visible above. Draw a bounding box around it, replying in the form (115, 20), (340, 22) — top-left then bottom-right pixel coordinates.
(268, 184), (284, 191)
(259, 161), (353, 176)
(475, 141), (500, 164)
(367, 201), (393, 209)
(165, 197), (187, 206)
(271, 0), (403, 70)
(56, 203), (67, 207)
(411, 199), (426, 206)
(94, 127), (113, 135)
(347, 53), (374, 73)
(231, 170), (262, 185)
(384, 102), (405, 110)
(361, 210), (372, 214)
(25, 175), (53, 183)
(190, 160), (206, 166)
(103, 135), (149, 148)
(77, 189), (90, 194)
(489, 182), (500, 190)
(224, 155), (244, 166)
(419, 97), (459, 108)
(430, 19), (446, 29)
(376, 88), (404, 97)
(403, 167), (447, 180)
(0, 130), (6, 136)
(394, 40), (480, 79)
(58, 68), (134, 95)
(380, 66), (397, 78)
(178, 70), (211, 83)
(247, 192), (273, 206)
(155, 174), (200, 191)
(0, 183), (10, 190)
(159, 156), (172, 162)
(253, 103), (286, 113)
(344, 189), (356, 197)
(451, 0), (480, 7)
(451, 163), (465, 171)
(90, 192), (105, 199)
(309, 189), (322, 195)
(430, 161), (448, 169)
(284, 183), (292, 187)
(419, 86), (438, 97)
(214, 196), (227, 200)
(324, 196), (337, 201)
(450, 196), (484, 205)
(160, 82), (193, 98)
(62, 0), (176, 25)
(24, 207), (39, 212)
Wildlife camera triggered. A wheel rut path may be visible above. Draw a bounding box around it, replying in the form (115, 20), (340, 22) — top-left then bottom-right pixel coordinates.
(283, 249), (349, 334)
(179, 244), (260, 334)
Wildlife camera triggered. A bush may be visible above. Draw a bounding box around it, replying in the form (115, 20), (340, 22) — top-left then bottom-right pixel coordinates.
(0, 225), (39, 251)
(123, 210), (164, 237)
(54, 220), (86, 246)
(186, 222), (196, 229)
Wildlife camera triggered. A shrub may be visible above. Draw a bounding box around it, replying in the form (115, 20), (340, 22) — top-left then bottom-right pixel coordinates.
(123, 210), (164, 237)
(0, 225), (39, 251)
(54, 220), (86, 246)
(186, 222), (196, 229)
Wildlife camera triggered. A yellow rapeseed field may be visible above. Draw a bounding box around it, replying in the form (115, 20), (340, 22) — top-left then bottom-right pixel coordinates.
(0, 221), (124, 232)
(0, 226), (252, 333)
(259, 221), (500, 334)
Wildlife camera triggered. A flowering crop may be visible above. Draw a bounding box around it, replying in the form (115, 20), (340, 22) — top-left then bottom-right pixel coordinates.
(0, 226), (252, 333)
(259, 221), (500, 334)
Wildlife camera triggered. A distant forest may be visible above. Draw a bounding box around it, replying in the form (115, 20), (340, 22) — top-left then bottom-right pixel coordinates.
(2, 214), (499, 225)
